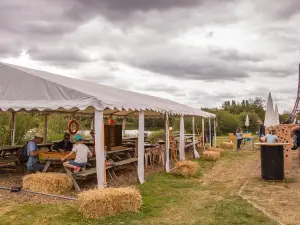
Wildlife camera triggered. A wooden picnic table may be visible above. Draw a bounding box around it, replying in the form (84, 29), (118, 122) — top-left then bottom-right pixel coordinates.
(0, 143), (53, 160)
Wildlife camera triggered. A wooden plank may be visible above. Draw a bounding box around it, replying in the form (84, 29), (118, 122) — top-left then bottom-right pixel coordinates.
(64, 167), (81, 192)
(115, 157), (138, 166)
(0, 156), (18, 164)
(42, 161), (51, 173)
(75, 166), (113, 177)
(107, 148), (133, 154)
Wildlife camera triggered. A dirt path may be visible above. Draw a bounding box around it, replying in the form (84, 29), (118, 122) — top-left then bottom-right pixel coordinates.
(141, 151), (265, 225)
(242, 151), (300, 225)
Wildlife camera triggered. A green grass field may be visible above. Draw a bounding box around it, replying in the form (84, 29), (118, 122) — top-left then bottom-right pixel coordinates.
(0, 137), (275, 225)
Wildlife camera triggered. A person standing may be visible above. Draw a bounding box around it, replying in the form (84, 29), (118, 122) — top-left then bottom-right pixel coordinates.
(236, 128), (243, 150)
(257, 120), (265, 141)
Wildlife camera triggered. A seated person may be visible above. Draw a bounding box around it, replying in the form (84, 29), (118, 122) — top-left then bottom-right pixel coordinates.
(27, 133), (47, 172)
(52, 132), (73, 152)
(62, 134), (92, 173)
(265, 129), (279, 143)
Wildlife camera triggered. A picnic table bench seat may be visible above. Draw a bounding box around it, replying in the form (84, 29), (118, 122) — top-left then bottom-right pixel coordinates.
(74, 157), (138, 179)
(0, 156), (18, 165)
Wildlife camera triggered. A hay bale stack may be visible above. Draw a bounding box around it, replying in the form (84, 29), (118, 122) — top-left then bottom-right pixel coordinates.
(220, 142), (234, 149)
(77, 187), (142, 218)
(173, 160), (200, 177)
(208, 147), (225, 153)
(23, 173), (72, 194)
(203, 151), (220, 161)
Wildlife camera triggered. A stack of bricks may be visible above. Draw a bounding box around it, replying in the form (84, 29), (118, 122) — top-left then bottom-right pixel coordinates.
(266, 124), (295, 170)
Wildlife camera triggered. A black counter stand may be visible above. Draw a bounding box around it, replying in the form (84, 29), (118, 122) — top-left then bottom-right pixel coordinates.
(255, 143), (290, 181)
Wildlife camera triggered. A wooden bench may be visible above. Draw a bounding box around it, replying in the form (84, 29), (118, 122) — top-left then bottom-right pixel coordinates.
(0, 156), (18, 165)
(71, 157), (138, 191)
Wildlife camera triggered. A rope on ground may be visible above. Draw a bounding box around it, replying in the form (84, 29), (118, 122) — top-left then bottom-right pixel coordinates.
(237, 162), (285, 225)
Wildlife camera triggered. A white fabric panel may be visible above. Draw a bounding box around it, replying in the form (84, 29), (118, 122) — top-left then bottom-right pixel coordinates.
(122, 118), (126, 137)
(192, 116), (200, 159)
(0, 62), (215, 117)
(209, 119), (212, 148)
(264, 92), (275, 127)
(138, 111), (145, 184)
(165, 113), (170, 172)
(11, 112), (16, 145)
(94, 110), (105, 189)
(179, 115), (185, 160)
(214, 119), (217, 147)
(202, 118), (205, 151)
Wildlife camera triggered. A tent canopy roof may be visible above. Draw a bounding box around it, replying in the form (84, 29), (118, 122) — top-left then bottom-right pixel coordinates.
(0, 62), (215, 118)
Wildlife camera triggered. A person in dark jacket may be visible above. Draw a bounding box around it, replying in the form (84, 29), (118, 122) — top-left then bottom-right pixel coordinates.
(52, 132), (73, 152)
(257, 120), (265, 140)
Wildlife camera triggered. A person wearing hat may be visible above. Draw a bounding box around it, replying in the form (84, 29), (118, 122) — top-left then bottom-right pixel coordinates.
(61, 134), (92, 173)
(26, 132), (46, 172)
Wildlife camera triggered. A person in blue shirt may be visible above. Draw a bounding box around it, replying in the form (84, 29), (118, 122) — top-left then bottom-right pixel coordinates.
(236, 128), (243, 150)
(265, 129), (278, 143)
(26, 132), (46, 172)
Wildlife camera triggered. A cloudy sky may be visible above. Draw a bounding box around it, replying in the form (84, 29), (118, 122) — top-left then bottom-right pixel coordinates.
(1, 0), (299, 112)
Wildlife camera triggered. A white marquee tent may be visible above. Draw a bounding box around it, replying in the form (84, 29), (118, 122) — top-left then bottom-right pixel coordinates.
(0, 62), (216, 188)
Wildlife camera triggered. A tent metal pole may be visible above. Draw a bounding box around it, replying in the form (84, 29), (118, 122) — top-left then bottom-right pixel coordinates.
(165, 113), (170, 172)
(43, 113), (48, 144)
(209, 118), (212, 148)
(94, 110), (105, 189)
(192, 116), (200, 159)
(138, 111), (145, 184)
(11, 112), (16, 146)
(202, 117), (205, 151)
(214, 119), (217, 147)
(122, 118), (126, 137)
(179, 115), (185, 160)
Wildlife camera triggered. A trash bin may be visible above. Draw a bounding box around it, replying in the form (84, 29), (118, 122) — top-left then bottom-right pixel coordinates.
(260, 143), (285, 180)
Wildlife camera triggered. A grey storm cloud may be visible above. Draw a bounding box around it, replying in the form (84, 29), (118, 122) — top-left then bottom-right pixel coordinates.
(0, 0), (299, 89)
(27, 46), (95, 67)
(104, 45), (254, 81)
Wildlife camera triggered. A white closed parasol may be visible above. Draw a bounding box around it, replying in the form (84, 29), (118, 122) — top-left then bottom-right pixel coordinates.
(245, 114), (250, 127)
(264, 92), (275, 127)
(274, 104), (280, 125)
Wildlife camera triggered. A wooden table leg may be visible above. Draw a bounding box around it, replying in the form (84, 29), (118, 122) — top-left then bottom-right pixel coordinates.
(42, 161), (51, 173)
(64, 167), (81, 192)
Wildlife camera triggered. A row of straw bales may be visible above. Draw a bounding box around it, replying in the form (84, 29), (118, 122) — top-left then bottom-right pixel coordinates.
(23, 143), (235, 219)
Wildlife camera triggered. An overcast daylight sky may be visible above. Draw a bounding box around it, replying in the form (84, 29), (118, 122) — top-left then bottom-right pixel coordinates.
(0, 0), (299, 113)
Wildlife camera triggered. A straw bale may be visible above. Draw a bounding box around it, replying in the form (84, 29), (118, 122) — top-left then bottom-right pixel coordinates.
(77, 187), (142, 218)
(203, 151), (220, 161)
(220, 142), (234, 149)
(209, 147), (225, 153)
(173, 160), (200, 177)
(23, 173), (72, 194)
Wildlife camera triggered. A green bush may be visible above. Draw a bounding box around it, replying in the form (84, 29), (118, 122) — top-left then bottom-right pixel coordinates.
(147, 130), (165, 144)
